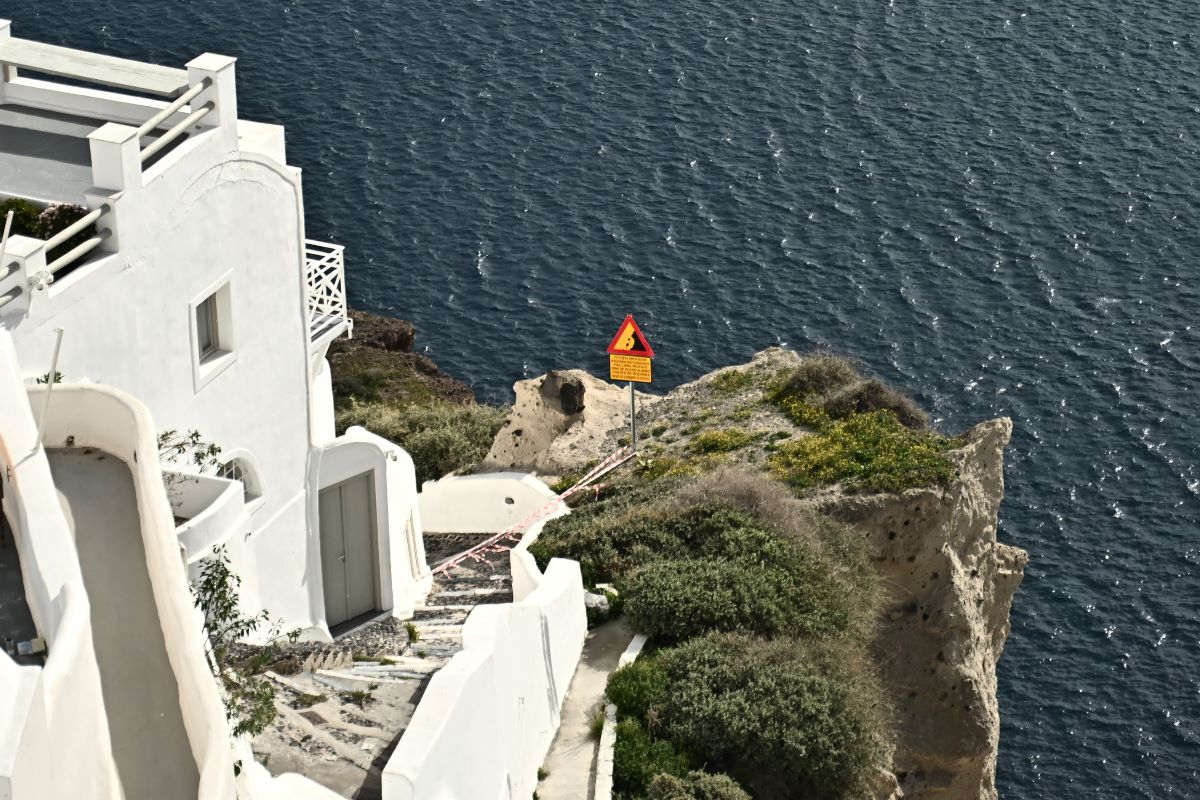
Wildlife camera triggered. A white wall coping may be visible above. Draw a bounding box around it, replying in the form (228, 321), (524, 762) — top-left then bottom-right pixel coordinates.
(594, 633), (649, 800)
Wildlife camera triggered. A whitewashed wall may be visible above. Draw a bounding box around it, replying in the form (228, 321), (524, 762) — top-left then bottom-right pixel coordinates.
(33, 383), (236, 799)
(2, 94), (321, 633)
(313, 426), (431, 633)
(0, 334), (120, 799)
(382, 555), (587, 800)
(419, 473), (558, 533)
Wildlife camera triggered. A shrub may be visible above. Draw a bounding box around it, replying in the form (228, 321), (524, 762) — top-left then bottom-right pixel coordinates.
(686, 428), (754, 455)
(607, 658), (669, 722)
(648, 771), (751, 800)
(635, 454), (696, 482)
(529, 500), (697, 585)
(821, 378), (929, 429)
(191, 546), (300, 738)
(622, 556), (855, 642)
(775, 396), (834, 431)
(769, 410), (956, 494)
(770, 355), (857, 403)
(336, 400), (507, 485)
(0, 198), (42, 237)
(613, 719), (690, 797)
(710, 369), (754, 394)
(37, 203), (96, 263)
(656, 634), (891, 799)
(588, 704), (607, 740)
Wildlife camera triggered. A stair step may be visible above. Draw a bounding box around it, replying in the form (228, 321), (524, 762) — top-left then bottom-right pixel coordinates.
(433, 587), (509, 598)
(409, 617), (466, 627)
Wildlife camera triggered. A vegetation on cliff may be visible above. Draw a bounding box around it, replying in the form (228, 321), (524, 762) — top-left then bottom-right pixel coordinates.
(529, 352), (960, 798)
(329, 311), (508, 483)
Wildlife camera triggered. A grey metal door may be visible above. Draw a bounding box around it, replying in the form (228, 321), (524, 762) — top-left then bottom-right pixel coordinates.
(319, 472), (379, 628)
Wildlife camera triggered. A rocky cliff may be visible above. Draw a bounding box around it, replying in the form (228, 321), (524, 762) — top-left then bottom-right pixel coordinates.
(815, 418), (1027, 800)
(328, 310), (475, 408)
(484, 350), (1027, 799)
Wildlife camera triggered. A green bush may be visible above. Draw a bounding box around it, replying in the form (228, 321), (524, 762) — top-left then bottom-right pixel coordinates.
(622, 556), (855, 642)
(607, 658), (669, 722)
(710, 369), (754, 394)
(821, 378), (929, 429)
(769, 410), (956, 494)
(657, 634), (890, 800)
(0, 198), (42, 237)
(775, 396), (834, 431)
(336, 400), (507, 485)
(770, 355), (857, 403)
(686, 428), (754, 455)
(613, 719), (690, 797)
(648, 771), (751, 800)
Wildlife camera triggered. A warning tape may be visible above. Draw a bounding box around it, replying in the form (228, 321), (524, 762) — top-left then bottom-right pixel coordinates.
(427, 447), (636, 577)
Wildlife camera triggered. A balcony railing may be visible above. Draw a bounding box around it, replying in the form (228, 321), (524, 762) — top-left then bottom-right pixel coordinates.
(305, 239), (351, 348)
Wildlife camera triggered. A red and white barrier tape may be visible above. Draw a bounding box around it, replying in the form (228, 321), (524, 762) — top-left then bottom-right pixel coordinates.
(427, 446), (636, 576)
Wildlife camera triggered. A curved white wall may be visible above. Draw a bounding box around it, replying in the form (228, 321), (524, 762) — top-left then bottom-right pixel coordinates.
(419, 472), (558, 534)
(0, 334), (119, 800)
(33, 383), (237, 800)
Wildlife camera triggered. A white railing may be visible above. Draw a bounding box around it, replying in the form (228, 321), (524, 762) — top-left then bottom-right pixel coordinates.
(304, 239), (350, 346)
(44, 204), (112, 276)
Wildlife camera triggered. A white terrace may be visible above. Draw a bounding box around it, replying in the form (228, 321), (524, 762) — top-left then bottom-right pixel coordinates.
(0, 20), (349, 350)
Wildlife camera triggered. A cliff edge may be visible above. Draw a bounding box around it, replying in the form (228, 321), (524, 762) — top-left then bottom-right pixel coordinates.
(486, 349), (1027, 799)
(815, 418), (1027, 800)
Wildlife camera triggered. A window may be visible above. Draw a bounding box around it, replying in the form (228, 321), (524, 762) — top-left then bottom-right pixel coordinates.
(189, 274), (236, 390)
(196, 294), (219, 360)
(217, 456), (261, 504)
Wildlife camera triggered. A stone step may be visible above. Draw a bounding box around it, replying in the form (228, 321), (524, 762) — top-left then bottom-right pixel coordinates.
(432, 587), (510, 598)
(313, 669), (421, 692)
(415, 603), (475, 612)
(350, 665), (438, 680)
(409, 616), (467, 627)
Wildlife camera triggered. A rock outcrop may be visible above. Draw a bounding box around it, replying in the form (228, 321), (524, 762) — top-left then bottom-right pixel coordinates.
(481, 369), (658, 475)
(815, 418), (1026, 800)
(487, 351), (1027, 799)
(327, 310), (475, 407)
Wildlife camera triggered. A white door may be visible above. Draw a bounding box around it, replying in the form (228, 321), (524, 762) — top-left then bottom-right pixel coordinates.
(319, 472), (379, 628)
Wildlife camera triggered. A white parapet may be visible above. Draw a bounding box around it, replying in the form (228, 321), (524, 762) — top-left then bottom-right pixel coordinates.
(382, 557), (587, 800)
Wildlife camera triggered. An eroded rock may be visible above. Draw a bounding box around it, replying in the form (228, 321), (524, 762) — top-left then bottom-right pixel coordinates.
(815, 418), (1027, 800)
(482, 369), (657, 474)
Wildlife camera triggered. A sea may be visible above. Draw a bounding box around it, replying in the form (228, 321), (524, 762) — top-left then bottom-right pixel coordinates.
(9, 0), (1199, 795)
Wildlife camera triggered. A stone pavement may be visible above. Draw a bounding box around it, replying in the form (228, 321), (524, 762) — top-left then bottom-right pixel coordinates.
(537, 618), (634, 800)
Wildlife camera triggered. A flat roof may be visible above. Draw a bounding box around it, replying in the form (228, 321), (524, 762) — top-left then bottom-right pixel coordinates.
(0, 105), (96, 204)
(0, 37), (188, 97)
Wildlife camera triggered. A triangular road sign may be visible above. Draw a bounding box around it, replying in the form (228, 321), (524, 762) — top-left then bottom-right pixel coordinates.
(606, 314), (655, 358)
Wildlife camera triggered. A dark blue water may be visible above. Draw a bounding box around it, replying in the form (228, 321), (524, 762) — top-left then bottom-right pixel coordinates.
(10, 1), (1200, 794)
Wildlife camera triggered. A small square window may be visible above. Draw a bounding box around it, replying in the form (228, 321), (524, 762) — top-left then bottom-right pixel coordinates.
(190, 274), (236, 391)
(196, 294), (220, 360)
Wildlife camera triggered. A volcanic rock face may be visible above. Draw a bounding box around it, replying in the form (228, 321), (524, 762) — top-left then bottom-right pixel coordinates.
(816, 418), (1027, 800)
(481, 369), (658, 475)
(327, 310), (475, 407)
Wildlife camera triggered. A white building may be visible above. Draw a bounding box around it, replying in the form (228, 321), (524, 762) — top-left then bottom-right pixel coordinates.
(0, 22), (589, 800)
(0, 20), (435, 799)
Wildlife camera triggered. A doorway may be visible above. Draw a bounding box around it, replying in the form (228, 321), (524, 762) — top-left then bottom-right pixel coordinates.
(319, 472), (380, 629)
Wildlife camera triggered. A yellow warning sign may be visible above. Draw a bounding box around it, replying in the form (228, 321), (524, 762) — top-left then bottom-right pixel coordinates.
(610, 354), (652, 383)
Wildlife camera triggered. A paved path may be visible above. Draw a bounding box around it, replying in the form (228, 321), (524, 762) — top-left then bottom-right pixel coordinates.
(537, 618), (634, 800)
(50, 449), (199, 800)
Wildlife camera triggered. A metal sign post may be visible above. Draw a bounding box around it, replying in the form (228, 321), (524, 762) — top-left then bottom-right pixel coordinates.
(629, 381), (637, 452)
(606, 314), (654, 452)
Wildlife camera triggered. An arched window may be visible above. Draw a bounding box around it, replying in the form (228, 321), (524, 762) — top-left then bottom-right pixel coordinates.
(217, 457), (261, 504)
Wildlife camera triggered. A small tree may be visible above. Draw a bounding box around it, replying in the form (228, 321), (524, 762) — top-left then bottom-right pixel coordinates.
(158, 429), (223, 513)
(192, 546), (298, 738)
